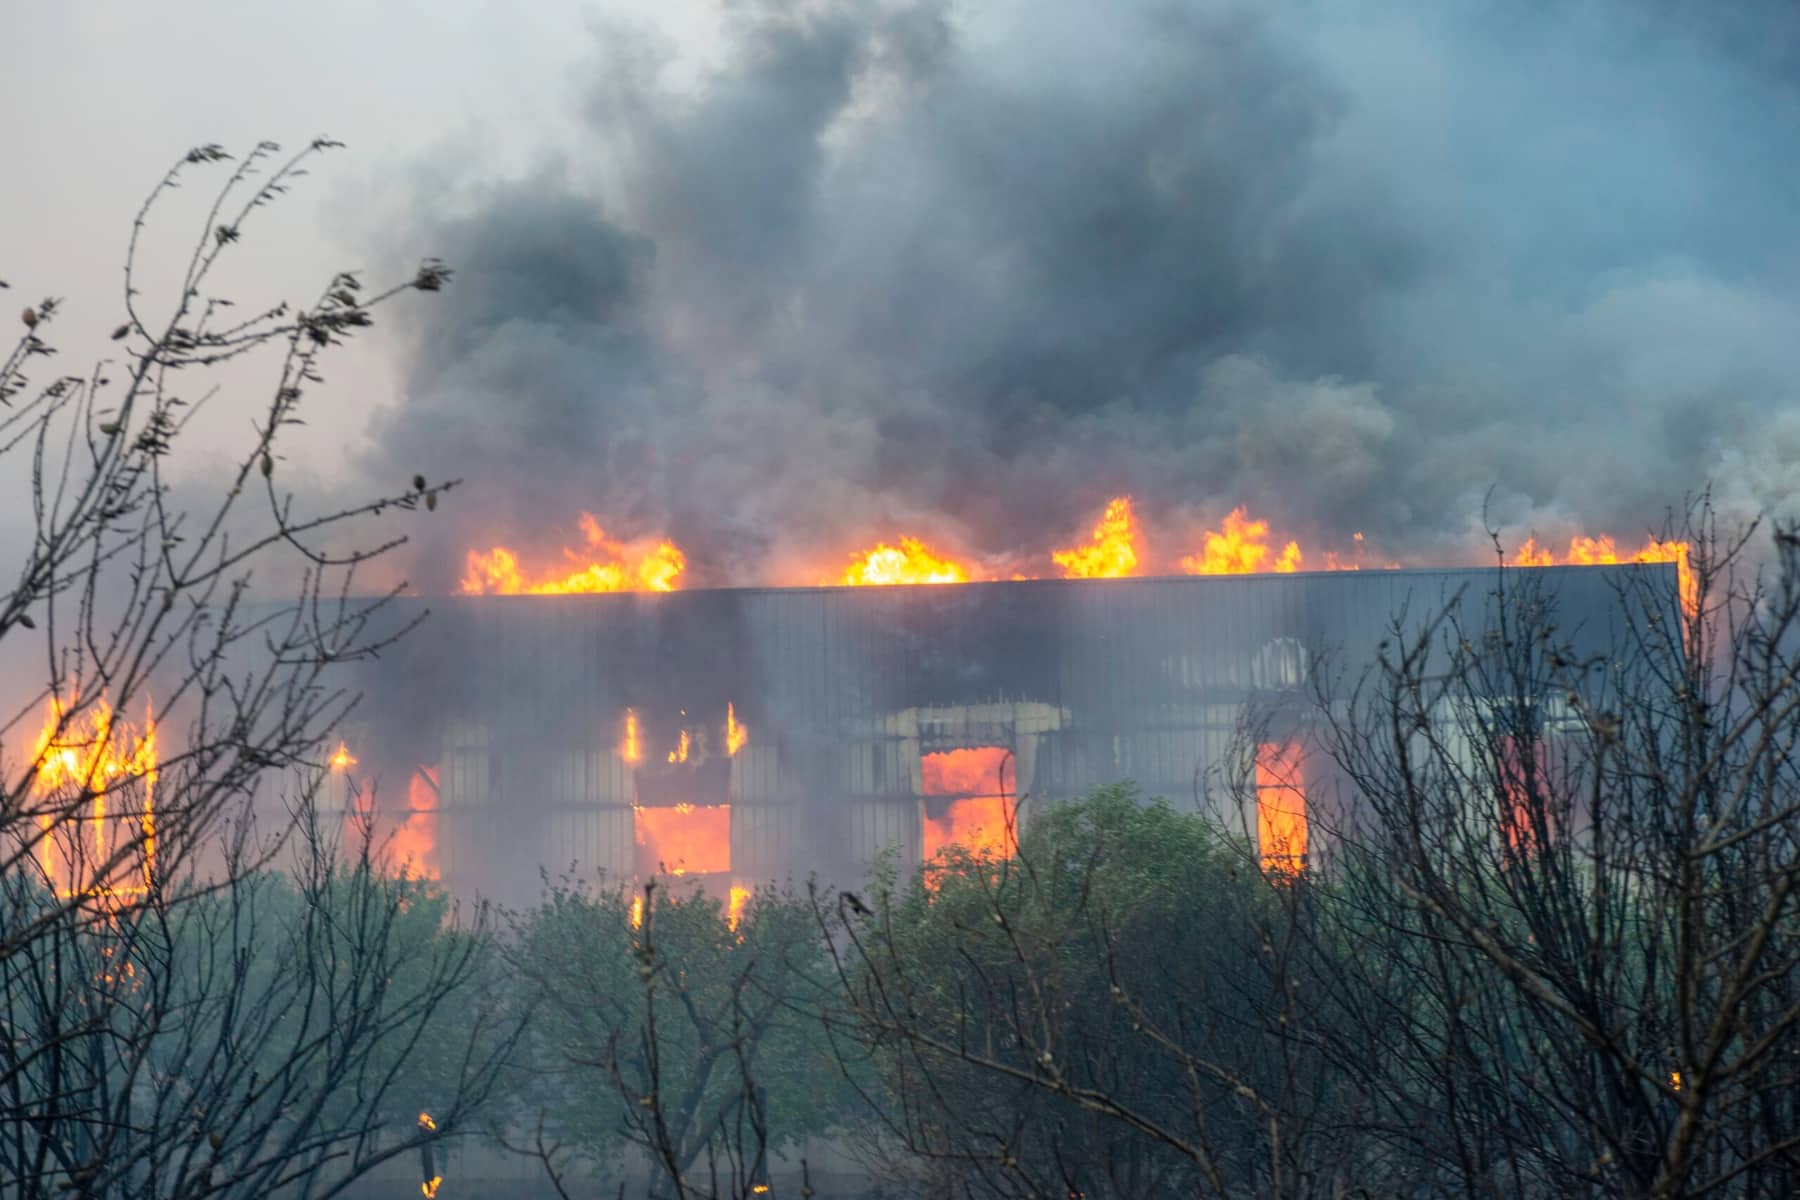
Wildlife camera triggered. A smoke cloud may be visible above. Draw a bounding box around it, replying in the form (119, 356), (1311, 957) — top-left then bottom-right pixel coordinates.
(364, 0), (1800, 588)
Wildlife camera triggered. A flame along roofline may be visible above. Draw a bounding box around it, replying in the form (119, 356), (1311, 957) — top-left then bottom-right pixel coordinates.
(399, 559), (1680, 603)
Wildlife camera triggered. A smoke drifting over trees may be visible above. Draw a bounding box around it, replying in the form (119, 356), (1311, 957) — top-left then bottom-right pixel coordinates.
(367, 0), (1800, 588)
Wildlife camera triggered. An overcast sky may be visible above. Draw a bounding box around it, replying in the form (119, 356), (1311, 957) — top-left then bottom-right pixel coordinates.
(3, 0), (699, 471)
(7, 0), (1800, 587)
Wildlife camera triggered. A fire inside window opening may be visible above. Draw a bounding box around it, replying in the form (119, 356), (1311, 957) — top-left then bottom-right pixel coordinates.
(628, 704), (747, 881)
(332, 750), (442, 880)
(1255, 741), (1308, 875)
(394, 765), (441, 878)
(633, 803), (731, 876)
(1495, 731), (1553, 859)
(921, 746), (1017, 861)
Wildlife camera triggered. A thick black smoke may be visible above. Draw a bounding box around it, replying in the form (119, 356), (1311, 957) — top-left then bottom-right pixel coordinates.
(367, 0), (1800, 588)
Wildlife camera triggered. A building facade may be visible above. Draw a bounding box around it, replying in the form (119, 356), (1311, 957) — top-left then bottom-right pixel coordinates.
(328, 564), (1675, 906)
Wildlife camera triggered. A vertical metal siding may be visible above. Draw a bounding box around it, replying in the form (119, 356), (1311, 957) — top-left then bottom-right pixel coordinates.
(352, 562), (1677, 892)
(730, 803), (814, 886)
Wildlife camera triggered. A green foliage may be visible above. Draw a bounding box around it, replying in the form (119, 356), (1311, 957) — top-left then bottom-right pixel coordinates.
(158, 863), (506, 1132)
(510, 877), (850, 1184)
(853, 785), (1314, 1198)
(0, 855), (510, 1197)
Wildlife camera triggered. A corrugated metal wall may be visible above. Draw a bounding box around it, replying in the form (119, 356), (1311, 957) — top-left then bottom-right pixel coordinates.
(347, 563), (1674, 898)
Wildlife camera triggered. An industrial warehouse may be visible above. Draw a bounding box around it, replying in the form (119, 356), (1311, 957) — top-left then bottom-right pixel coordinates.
(326, 562), (1678, 907)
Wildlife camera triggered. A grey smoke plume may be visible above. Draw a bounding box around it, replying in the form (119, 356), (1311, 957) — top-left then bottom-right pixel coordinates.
(367, 0), (1800, 589)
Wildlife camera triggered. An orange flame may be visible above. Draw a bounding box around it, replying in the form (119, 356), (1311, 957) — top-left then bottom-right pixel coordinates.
(622, 709), (641, 765)
(443, 504), (1699, 598)
(1181, 507), (1303, 575)
(1321, 531), (1367, 572)
(1255, 742), (1307, 876)
(728, 884), (751, 931)
(461, 513), (684, 595)
(667, 729), (691, 765)
(923, 796), (1015, 861)
(630, 894), (645, 930)
(388, 765), (440, 879)
(921, 747), (1016, 861)
(1511, 537), (1556, 568)
(1053, 496), (1140, 579)
(30, 695), (159, 899)
(1495, 735), (1551, 860)
(1512, 533), (1695, 615)
(842, 537), (973, 585)
(725, 704), (747, 757)
(334, 746), (439, 880)
(921, 747), (1012, 797)
(634, 803), (731, 876)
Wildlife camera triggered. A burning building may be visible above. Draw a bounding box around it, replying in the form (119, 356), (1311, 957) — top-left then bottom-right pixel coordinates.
(326, 563), (1675, 907)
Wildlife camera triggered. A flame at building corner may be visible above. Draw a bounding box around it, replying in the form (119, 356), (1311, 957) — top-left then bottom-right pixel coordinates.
(1511, 533), (1696, 617)
(726, 703), (747, 756)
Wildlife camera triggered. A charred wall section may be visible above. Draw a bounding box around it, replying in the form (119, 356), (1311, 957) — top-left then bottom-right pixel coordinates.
(336, 564), (1673, 906)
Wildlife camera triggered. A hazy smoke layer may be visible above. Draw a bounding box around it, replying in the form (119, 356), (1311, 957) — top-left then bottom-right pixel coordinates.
(368, 0), (1800, 588)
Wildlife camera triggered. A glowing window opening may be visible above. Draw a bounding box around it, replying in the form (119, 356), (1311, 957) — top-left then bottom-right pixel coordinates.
(1255, 741), (1308, 875)
(921, 747), (1016, 861)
